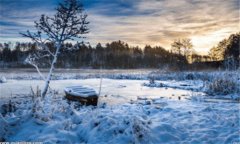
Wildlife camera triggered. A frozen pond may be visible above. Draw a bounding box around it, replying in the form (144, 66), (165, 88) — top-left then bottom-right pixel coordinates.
(0, 79), (202, 105)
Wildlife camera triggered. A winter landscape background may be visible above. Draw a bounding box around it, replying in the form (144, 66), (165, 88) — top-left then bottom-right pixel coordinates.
(0, 0), (239, 143)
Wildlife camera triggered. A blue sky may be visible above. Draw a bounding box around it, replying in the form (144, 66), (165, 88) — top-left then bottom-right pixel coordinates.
(0, 0), (239, 54)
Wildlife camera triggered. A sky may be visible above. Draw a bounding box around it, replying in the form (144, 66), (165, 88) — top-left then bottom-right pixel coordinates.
(0, 0), (239, 54)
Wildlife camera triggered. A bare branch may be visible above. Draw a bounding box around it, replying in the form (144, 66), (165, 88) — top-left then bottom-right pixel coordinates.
(25, 54), (46, 81)
(21, 0), (89, 97)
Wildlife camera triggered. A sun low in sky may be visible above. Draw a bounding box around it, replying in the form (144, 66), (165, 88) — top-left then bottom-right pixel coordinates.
(0, 0), (239, 54)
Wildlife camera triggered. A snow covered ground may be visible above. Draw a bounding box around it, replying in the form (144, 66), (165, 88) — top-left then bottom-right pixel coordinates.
(1, 95), (239, 143)
(0, 69), (239, 143)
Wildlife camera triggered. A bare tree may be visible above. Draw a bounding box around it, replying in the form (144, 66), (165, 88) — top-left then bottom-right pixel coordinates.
(181, 38), (193, 56)
(21, 0), (89, 98)
(171, 39), (182, 55)
(171, 38), (193, 62)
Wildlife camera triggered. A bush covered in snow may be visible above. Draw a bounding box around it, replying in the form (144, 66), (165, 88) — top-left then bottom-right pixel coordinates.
(0, 76), (7, 83)
(205, 74), (240, 95)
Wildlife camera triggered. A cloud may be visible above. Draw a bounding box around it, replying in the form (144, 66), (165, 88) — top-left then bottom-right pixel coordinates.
(85, 0), (239, 53)
(0, 0), (58, 42)
(0, 0), (239, 54)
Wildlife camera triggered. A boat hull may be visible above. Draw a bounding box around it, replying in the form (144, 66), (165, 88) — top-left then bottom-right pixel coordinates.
(65, 92), (98, 106)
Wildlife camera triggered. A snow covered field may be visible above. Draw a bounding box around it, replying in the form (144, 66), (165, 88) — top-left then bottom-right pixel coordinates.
(4, 98), (239, 144)
(0, 69), (239, 143)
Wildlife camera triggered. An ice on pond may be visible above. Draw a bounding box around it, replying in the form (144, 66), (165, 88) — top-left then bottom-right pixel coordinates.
(0, 79), (203, 105)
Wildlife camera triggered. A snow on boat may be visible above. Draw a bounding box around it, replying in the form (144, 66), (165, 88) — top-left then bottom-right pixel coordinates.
(64, 86), (98, 106)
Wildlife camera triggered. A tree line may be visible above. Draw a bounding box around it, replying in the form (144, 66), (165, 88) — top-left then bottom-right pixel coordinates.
(0, 33), (239, 70)
(0, 41), (188, 69)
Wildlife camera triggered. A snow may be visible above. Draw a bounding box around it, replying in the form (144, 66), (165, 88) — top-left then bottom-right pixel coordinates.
(143, 80), (204, 92)
(0, 70), (239, 143)
(2, 97), (239, 143)
(64, 86), (98, 97)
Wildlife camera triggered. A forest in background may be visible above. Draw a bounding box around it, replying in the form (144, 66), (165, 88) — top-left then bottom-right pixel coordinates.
(0, 32), (239, 70)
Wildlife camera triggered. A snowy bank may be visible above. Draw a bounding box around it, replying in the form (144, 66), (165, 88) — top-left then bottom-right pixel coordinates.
(144, 70), (240, 100)
(1, 96), (239, 144)
(143, 80), (204, 92)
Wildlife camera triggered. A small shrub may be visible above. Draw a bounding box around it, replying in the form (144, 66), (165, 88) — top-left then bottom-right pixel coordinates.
(148, 75), (155, 84)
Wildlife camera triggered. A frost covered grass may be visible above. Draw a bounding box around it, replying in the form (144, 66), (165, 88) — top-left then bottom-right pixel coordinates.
(1, 69), (239, 82)
(206, 75), (240, 95)
(0, 69), (152, 80)
(202, 71), (240, 99)
(148, 70), (240, 81)
(1, 94), (239, 143)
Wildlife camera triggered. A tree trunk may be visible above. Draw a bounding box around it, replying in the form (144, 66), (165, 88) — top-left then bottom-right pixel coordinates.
(41, 43), (61, 98)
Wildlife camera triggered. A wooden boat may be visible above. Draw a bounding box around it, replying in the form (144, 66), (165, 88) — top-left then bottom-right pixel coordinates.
(64, 86), (98, 106)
